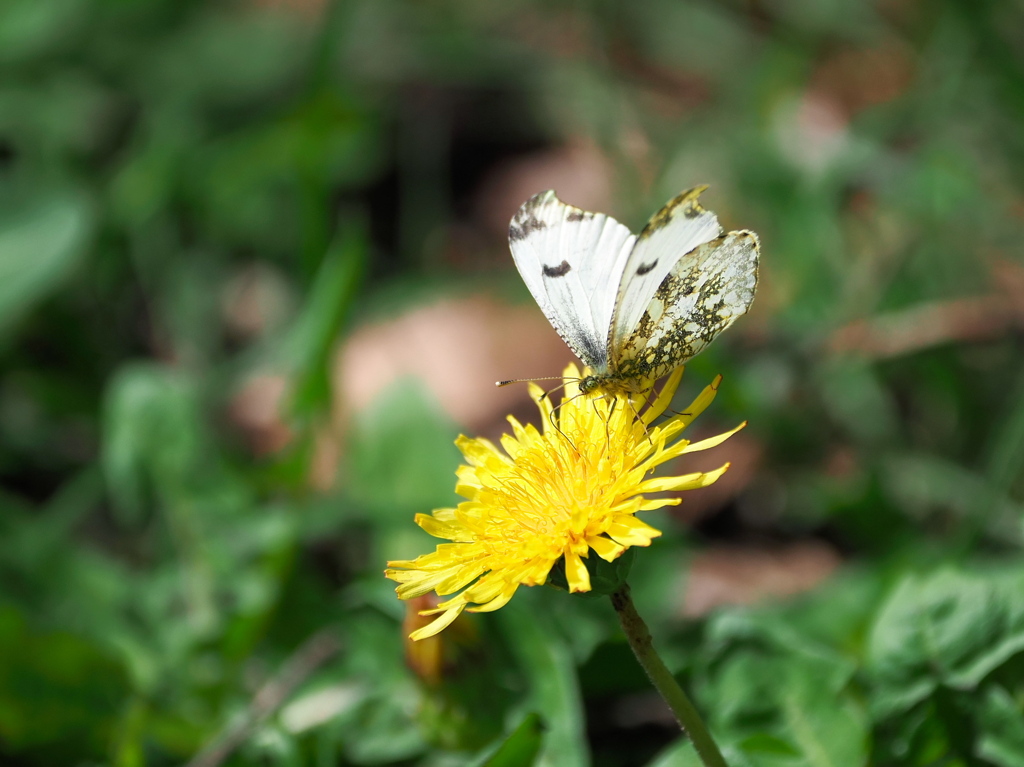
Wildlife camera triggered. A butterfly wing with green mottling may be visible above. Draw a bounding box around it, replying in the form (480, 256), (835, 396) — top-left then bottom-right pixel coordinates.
(610, 230), (760, 382)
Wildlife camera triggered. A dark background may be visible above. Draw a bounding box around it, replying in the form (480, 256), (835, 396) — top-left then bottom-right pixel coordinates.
(2, 0), (1024, 764)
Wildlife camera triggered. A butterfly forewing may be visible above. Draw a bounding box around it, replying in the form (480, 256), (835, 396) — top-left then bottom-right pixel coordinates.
(509, 190), (635, 370)
(609, 186), (723, 352)
(611, 230), (759, 381)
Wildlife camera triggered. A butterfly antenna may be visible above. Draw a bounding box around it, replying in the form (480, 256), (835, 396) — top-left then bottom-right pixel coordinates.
(631, 395), (655, 447)
(496, 376), (571, 388)
(545, 400), (575, 451)
(648, 378), (693, 424)
(663, 408), (694, 420)
(497, 376), (585, 405)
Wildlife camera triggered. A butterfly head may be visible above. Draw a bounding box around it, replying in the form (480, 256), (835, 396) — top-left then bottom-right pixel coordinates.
(577, 371), (645, 398)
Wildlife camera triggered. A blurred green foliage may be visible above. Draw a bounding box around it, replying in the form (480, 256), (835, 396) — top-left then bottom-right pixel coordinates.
(2, 0), (1024, 765)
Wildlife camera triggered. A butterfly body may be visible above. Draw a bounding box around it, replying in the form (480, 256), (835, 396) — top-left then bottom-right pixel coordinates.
(508, 186), (759, 396)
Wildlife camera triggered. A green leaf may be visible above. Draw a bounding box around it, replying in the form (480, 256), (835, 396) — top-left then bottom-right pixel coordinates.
(710, 653), (868, 767)
(499, 600), (589, 767)
(866, 566), (1024, 718)
(101, 364), (203, 524)
(776, 688), (867, 767)
(0, 0), (85, 63)
(702, 612), (857, 697)
(0, 187), (93, 338)
(646, 739), (705, 767)
(695, 612), (869, 767)
(980, 369), (1024, 534)
(882, 452), (1024, 542)
(287, 219), (367, 417)
(473, 712), (545, 767)
(647, 737), (760, 767)
(332, 614), (425, 765)
(0, 604), (129, 760)
(816, 358), (899, 445)
(150, 9), (308, 106)
(347, 377), (462, 524)
(976, 685), (1024, 767)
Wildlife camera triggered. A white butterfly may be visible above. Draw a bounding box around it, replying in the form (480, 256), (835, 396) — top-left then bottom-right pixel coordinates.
(507, 186), (759, 395)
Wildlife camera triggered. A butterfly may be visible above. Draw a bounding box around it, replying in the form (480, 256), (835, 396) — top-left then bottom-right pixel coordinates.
(506, 186), (759, 395)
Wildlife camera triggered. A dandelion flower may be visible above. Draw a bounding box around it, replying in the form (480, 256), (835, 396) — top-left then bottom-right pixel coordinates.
(385, 364), (743, 641)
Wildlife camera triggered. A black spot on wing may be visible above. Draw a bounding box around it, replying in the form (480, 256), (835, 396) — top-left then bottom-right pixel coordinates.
(637, 185), (709, 240)
(542, 260), (572, 278)
(566, 210), (587, 222)
(635, 260), (658, 276)
(509, 214), (547, 242)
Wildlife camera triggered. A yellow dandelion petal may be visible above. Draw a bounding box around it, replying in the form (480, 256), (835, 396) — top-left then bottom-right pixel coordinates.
(564, 549), (591, 592)
(409, 604), (465, 641)
(638, 497), (683, 512)
(454, 476), (480, 499)
(391, 569), (459, 599)
(465, 582), (519, 613)
(460, 573), (509, 602)
(635, 463), (730, 494)
(562, 363), (584, 396)
(588, 534), (626, 562)
(608, 497), (644, 519)
(606, 516), (663, 547)
(385, 367), (742, 640)
(528, 382), (555, 429)
(415, 513), (465, 540)
(665, 375), (723, 433)
(660, 422), (747, 462)
(430, 507), (459, 522)
(642, 367), (686, 426)
(434, 564), (488, 595)
(427, 592), (470, 613)
(456, 435), (509, 471)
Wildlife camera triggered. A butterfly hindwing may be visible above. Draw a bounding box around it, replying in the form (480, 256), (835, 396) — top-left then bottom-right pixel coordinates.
(509, 190), (635, 370)
(611, 230), (760, 381)
(609, 186), (723, 353)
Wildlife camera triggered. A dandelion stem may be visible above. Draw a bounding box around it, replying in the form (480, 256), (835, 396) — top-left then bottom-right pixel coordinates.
(611, 584), (728, 767)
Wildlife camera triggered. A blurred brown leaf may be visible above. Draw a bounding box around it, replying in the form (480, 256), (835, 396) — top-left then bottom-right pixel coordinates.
(221, 263), (294, 342)
(811, 40), (915, 118)
(229, 373), (292, 456)
(335, 295), (571, 431)
(829, 259), (1024, 359)
(681, 542), (841, 618)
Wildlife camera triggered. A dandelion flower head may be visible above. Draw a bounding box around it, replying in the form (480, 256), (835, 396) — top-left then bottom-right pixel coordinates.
(385, 364), (743, 640)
